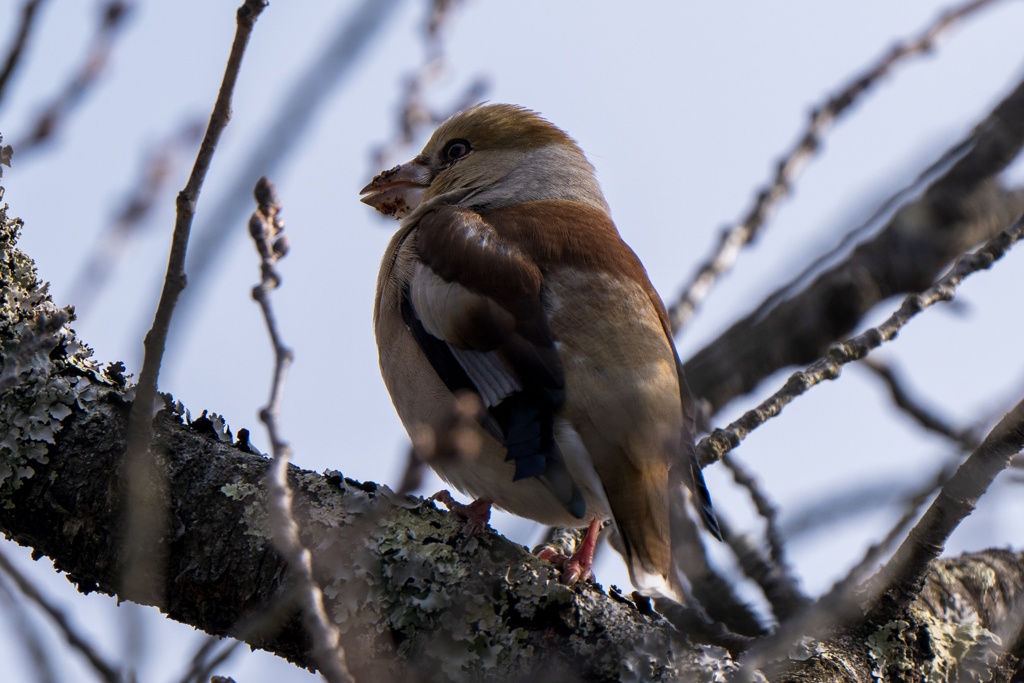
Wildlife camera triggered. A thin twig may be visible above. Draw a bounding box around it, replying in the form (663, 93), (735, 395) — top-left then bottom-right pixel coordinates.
(177, 585), (306, 683)
(12, 1), (131, 157)
(783, 474), (935, 540)
(184, 640), (242, 683)
(685, 63), (1024, 415)
(737, 438), (999, 679)
(862, 357), (979, 449)
(0, 548), (121, 683)
(743, 136), (975, 327)
(668, 0), (1007, 334)
(719, 519), (809, 624)
(823, 462), (957, 604)
(377, 0), (486, 501)
(121, 0), (267, 605)
(698, 213), (1024, 468)
(720, 453), (809, 622)
(864, 397), (1024, 619)
(0, 0), (49, 108)
(721, 454), (788, 570)
(0, 572), (58, 683)
(177, 635), (241, 683)
(249, 177), (353, 683)
(175, 0), (403, 334)
(370, 0), (487, 172)
(669, 502), (768, 636)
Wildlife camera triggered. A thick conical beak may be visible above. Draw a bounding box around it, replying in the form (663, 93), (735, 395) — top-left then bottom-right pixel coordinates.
(359, 160), (431, 219)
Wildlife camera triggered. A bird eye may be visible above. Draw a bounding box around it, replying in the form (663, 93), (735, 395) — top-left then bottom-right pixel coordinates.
(442, 139), (471, 163)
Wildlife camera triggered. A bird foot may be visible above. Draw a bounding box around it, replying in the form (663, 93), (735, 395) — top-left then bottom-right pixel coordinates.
(430, 490), (492, 536)
(536, 517), (602, 586)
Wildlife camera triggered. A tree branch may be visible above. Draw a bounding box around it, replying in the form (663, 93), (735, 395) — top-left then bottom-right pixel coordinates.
(667, 0), (1009, 334)
(685, 70), (1024, 415)
(2, 189), (1023, 681)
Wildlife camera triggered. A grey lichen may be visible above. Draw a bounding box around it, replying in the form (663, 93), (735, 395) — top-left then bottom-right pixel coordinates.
(304, 480), (701, 682)
(220, 480), (271, 549)
(868, 610), (1001, 682)
(0, 189), (128, 501)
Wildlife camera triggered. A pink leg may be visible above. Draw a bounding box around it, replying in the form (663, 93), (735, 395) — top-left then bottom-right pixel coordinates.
(536, 517), (602, 585)
(430, 490), (492, 536)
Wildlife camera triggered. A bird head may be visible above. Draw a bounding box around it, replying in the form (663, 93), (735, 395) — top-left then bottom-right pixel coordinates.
(360, 104), (610, 220)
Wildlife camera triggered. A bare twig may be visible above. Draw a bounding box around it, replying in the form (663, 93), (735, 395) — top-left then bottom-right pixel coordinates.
(864, 397), (1024, 620)
(394, 444), (427, 497)
(177, 585), (307, 683)
(0, 571), (57, 683)
(721, 454), (788, 570)
(719, 453), (809, 622)
(719, 518), (809, 624)
(823, 462), (956, 604)
(774, 458), (957, 651)
(668, 504), (767, 637)
(668, 0), (1007, 334)
(862, 357), (979, 449)
(177, 0), (403, 334)
(370, 0), (486, 172)
(685, 64), (1024, 414)
(177, 636), (224, 683)
(179, 639), (242, 683)
(396, 389), (484, 498)
(698, 213), (1024, 468)
(782, 470), (944, 540)
(376, 0), (487, 501)
(737, 404), (1022, 680)
(249, 177), (353, 683)
(12, 1), (131, 157)
(0, 0), (49, 108)
(0, 548), (121, 683)
(121, 0), (267, 605)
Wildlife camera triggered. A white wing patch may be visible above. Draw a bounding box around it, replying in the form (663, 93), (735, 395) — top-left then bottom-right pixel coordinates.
(450, 347), (521, 408)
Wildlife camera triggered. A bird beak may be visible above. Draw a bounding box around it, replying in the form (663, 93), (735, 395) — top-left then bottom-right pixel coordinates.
(359, 159), (431, 219)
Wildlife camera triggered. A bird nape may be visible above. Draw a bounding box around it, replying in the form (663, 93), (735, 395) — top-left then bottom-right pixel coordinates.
(361, 103), (720, 603)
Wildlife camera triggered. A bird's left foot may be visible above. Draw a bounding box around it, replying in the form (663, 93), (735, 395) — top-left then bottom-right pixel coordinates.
(430, 490), (493, 536)
(536, 517), (602, 586)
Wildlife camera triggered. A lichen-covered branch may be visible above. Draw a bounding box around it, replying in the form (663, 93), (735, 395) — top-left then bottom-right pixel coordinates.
(765, 549), (1024, 682)
(1, 189), (1024, 681)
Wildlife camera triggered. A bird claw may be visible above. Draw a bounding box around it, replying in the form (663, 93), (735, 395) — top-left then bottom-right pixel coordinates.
(536, 517), (602, 586)
(430, 490), (492, 536)
(537, 547), (595, 585)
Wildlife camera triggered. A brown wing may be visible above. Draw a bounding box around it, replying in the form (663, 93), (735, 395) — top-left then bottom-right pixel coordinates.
(480, 199), (722, 540)
(405, 205), (584, 518)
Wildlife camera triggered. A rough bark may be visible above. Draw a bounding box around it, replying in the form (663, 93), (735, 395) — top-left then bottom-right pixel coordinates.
(2, 188), (1024, 681)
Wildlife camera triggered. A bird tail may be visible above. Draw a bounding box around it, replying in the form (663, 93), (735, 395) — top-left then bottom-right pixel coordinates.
(686, 442), (722, 541)
(604, 461), (685, 603)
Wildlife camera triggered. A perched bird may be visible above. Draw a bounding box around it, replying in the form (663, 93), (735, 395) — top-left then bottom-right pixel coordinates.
(360, 104), (720, 599)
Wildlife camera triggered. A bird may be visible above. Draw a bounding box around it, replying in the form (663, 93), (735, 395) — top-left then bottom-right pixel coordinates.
(360, 103), (720, 600)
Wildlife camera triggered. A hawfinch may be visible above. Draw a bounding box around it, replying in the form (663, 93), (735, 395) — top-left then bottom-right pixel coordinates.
(361, 104), (720, 599)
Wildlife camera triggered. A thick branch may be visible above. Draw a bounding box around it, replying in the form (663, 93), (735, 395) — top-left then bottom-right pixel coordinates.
(865, 399), (1024, 621)
(767, 549), (1024, 682)
(1, 194), (1023, 681)
(1, 398), (717, 682)
(685, 72), (1024, 414)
